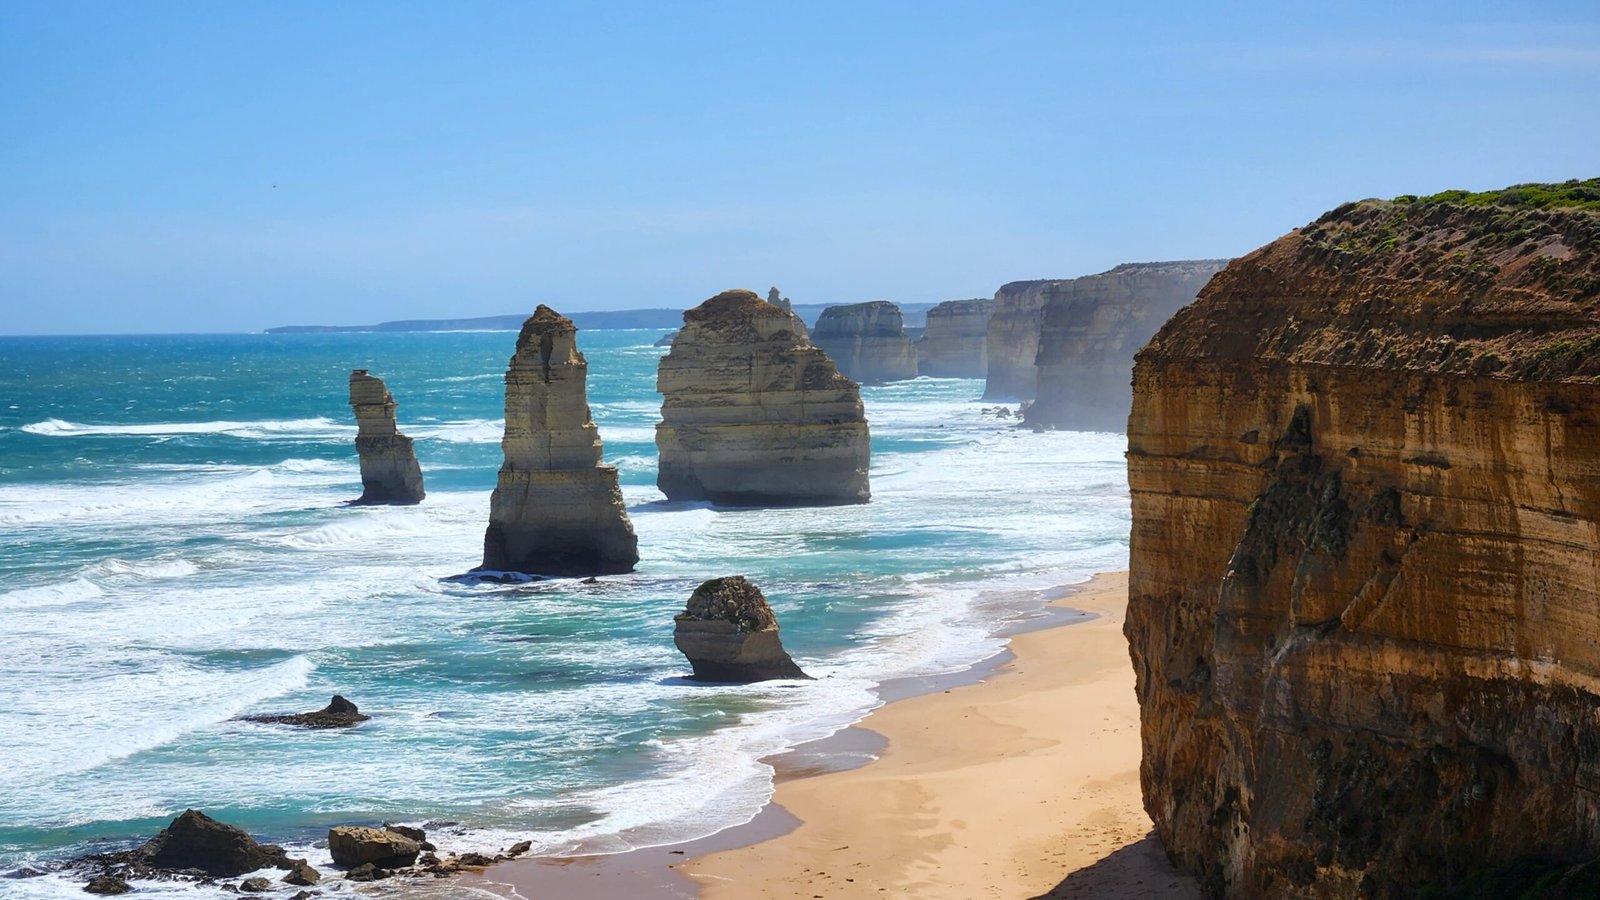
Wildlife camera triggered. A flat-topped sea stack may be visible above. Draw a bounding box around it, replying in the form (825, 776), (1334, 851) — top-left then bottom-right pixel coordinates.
(915, 298), (992, 378)
(657, 290), (870, 506)
(1023, 260), (1226, 431)
(811, 301), (918, 384)
(1125, 182), (1600, 898)
(348, 370), (425, 504)
(673, 576), (809, 682)
(481, 305), (638, 576)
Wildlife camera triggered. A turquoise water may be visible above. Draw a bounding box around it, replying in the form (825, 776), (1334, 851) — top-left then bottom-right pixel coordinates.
(0, 329), (1129, 894)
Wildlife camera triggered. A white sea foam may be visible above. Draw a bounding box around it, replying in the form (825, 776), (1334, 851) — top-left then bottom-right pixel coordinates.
(21, 416), (351, 439)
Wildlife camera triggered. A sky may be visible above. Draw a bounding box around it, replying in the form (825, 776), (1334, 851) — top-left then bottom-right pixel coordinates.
(2, 1), (1598, 334)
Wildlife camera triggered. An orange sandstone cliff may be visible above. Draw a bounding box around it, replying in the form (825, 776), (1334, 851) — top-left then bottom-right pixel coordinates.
(1125, 182), (1600, 898)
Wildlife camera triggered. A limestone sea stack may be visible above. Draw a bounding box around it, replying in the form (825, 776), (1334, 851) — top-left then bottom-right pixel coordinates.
(915, 298), (992, 378)
(481, 306), (638, 576)
(768, 286), (807, 339)
(1125, 183), (1600, 898)
(656, 290), (870, 505)
(673, 576), (808, 682)
(1023, 260), (1226, 431)
(811, 300), (919, 383)
(348, 370), (425, 504)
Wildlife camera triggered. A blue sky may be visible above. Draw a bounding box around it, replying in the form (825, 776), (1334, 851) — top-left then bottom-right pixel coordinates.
(2, 1), (1597, 334)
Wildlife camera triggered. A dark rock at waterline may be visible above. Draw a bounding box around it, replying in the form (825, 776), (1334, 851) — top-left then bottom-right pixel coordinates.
(135, 809), (288, 877)
(83, 875), (131, 895)
(5, 867), (47, 879)
(328, 825), (419, 869)
(673, 576), (809, 683)
(282, 858), (320, 886)
(345, 862), (387, 882)
(239, 876), (271, 892)
(239, 695), (369, 729)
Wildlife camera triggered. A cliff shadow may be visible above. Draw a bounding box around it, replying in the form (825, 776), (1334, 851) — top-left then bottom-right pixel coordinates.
(1029, 832), (1201, 899)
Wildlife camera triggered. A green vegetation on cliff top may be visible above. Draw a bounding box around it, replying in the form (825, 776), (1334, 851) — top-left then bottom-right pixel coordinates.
(1393, 179), (1600, 211)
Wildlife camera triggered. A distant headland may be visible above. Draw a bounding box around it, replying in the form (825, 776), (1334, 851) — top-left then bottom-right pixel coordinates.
(265, 303), (940, 334)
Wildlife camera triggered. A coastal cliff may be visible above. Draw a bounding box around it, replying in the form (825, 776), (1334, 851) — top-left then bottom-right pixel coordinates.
(916, 299), (992, 378)
(983, 280), (1053, 400)
(1125, 183), (1600, 898)
(811, 301), (919, 384)
(348, 370), (425, 504)
(657, 290), (870, 505)
(1024, 261), (1226, 431)
(481, 306), (638, 575)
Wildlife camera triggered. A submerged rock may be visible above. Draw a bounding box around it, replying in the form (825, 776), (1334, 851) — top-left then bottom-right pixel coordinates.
(239, 694), (369, 729)
(673, 576), (809, 682)
(327, 826), (419, 869)
(82, 875), (130, 895)
(812, 301), (919, 383)
(915, 298), (992, 378)
(481, 305), (639, 576)
(134, 809), (287, 877)
(348, 370), (426, 505)
(1126, 184), (1600, 898)
(657, 290), (870, 506)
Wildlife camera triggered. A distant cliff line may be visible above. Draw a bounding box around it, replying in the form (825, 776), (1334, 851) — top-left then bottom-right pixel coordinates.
(266, 302), (940, 334)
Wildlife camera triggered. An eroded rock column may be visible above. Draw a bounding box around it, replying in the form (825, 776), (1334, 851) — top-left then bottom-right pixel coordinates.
(481, 306), (638, 575)
(348, 370), (425, 505)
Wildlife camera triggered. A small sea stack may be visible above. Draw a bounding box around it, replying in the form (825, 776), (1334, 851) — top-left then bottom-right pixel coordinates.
(656, 289), (870, 506)
(811, 300), (919, 383)
(673, 576), (809, 682)
(916, 298), (993, 378)
(348, 370), (425, 504)
(768, 286), (807, 339)
(481, 305), (638, 576)
(239, 694), (369, 729)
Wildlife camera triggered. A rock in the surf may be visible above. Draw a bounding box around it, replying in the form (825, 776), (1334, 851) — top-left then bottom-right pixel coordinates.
(673, 576), (809, 682)
(134, 809), (288, 877)
(656, 290), (870, 505)
(348, 370), (426, 505)
(82, 875), (131, 895)
(327, 826), (420, 869)
(281, 859), (320, 886)
(481, 305), (639, 576)
(239, 694), (369, 729)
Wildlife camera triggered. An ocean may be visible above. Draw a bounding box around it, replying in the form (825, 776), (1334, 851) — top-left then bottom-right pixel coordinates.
(0, 329), (1130, 896)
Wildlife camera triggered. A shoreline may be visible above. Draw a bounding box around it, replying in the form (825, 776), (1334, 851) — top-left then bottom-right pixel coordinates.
(465, 571), (1198, 899)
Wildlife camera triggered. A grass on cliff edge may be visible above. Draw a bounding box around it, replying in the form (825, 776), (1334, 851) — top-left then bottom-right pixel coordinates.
(1393, 179), (1600, 211)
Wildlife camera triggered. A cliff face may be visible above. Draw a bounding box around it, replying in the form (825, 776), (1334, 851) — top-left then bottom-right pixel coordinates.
(1126, 187), (1600, 898)
(657, 290), (870, 506)
(482, 305), (638, 576)
(1024, 261), (1226, 431)
(915, 299), (992, 378)
(811, 301), (919, 383)
(348, 370), (425, 504)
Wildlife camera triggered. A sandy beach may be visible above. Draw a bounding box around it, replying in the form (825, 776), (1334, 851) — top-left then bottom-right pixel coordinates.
(680, 570), (1198, 899)
(472, 571), (1199, 899)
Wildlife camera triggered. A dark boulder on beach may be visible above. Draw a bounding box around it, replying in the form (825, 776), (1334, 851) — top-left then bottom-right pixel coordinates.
(673, 576), (809, 683)
(82, 875), (131, 894)
(281, 858), (320, 886)
(327, 825), (420, 869)
(239, 695), (369, 729)
(135, 809), (288, 877)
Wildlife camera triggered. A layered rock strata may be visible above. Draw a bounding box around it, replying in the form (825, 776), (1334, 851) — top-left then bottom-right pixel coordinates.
(1126, 186), (1600, 898)
(1023, 260), (1226, 431)
(674, 576), (809, 682)
(657, 290), (870, 505)
(481, 306), (638, 576)
(811, 300), (919, 383)
(348, 370), (425, 504)
(915, 298), (992, 378)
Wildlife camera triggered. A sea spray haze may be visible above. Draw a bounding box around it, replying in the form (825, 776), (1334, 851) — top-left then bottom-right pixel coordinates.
(0, 329), (1130, 895)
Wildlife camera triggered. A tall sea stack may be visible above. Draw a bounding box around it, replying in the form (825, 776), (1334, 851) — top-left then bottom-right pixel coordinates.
(768, 286), (807, 339)
(1023, 260), (1226, 431)
(1126, 183), (1600, 898)
(657, 289), (870, 505)
(915, 298), (992, 378)
(481, 306), (638, 576)
(811, 301), (919, 384)
(348, 370), (425, 505)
